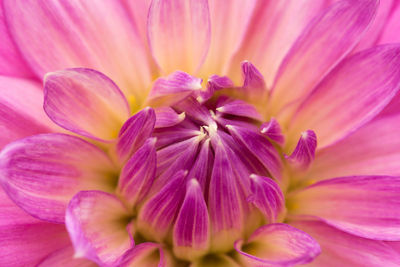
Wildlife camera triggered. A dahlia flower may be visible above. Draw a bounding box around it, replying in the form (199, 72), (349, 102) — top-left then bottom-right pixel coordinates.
(1, 0), (400, 266)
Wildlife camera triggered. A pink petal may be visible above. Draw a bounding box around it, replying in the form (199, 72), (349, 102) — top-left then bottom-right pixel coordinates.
(186, 139), (213, 192)
(0, 6), (33, 78)
(0, 189), (70, 266)
(173, 179), (210, 261)
(216, 99), (262, 121)
(38, 246), (96, 267)
(234, 223), (321, 266)
(285, 130), (317, 170)
(306, 114), (400, 181)
(288, 44), (400, 148)
(228, 0), (329, 86)
(197, 75), (233, 103)
(0, 76), (57, 149)
(3, 0), (152, 100)
(260, 118), (285, 146)
(148, 71), (203, 107)
(44, 68), (130, 141)
(238, 61), (267, 102)
(378, 2), (400, 45)
(248, 175), (286, 223)
(66, 190), (132, 266)
(118, 138), (157, 207)
(117, 107), (155, 163)
(154, 107), (185, 128)
(270, 0), (377, 117)
(137, 170), (186, 242)
(291, 220), (400, 266)
(147, 0), (211, 74)
(117, 243), (170, 267)
(0, 133), (116, 223)
(288, 175), (400, 240)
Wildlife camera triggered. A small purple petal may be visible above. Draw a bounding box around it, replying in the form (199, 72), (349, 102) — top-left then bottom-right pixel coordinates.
(187, 139), (213, 192)
(197, 75), (233, 103)
(285, 130), (317, 170)
(117, 107), (156, 163)
(216, 99), (262, 121)
(173, 179), (210, 261)
(241, 61), (266, 93)
(118, 138), (157, 207)
(260, 118), (285, 146)
(154, 107), (185, 128)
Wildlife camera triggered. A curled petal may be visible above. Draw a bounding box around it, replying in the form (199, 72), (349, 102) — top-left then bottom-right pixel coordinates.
(154, 107), (185, 128)
(117, 107), (156, 163)
(216, 99), (262, 121)
(0, 133), (116, 223)
(173, 179), (210, 261)
(288, 175), (400, 240)
(44, 68), (130, 141)
(234, 223), (321, 266)
(260, 118), (285, 146)
(197, 75), (233, 103)
(148, 0), (211, 74)
(66, 191), (132, 266)
(285, 130), (317, 170)
(118, 138), (157, 207)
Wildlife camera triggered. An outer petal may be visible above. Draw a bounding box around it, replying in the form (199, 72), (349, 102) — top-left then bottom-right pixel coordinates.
(228, 0), (329, 86)
(0, 189), (70, 266)
(173, 179), (210, 261)
(234, 223), (321, 266)
(3, 0), (152, 102)
(291, 220), (400, 267)
(269, 0), (377, 116)
(66, 191), (132, 266)
(148, 0), (211, 74)
(288, 44), (400, 149)
(44, 68), (130, 141)
(0, 5), (33, 77)
(378, 2), (400, 45)
(0, 76), (57, 149)
(38, 246), (97, 267)
(288, 176), (400, 240)
(306, 114), (400, 181)
(0, 133), (116, 223)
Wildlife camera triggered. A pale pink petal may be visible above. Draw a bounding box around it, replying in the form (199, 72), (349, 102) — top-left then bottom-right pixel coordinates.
(285, 130), (317, 170)
(3, 0), (152, 101)
(288, 175), (400, 240)
(291, 220), (400, 267)
(0, 133), (116, 223)
(288, 45), (400, 149)
(44, 68), (130, 141)
(269, 0), (377, 117)
(117, 107), (155, 163)
(122, 0), (152, 47)
(199, 0), (257, 76)
(0, 189), (70, 266)
(234, 223), (321, 266)
(38, 246), (97, 267)
(173, 179), (210, 261)
(378, 2), (400, 44)
(118, 243), (170, 267)
(0, 5), (33, 77)
(118, 138), (157, 207)
(306, 114), (400, 181)
(66, 190), (132, 266)
(155, 107), (185, 128)
(148, 0), (211, 74)
(228, 0), (329, 86)
(147, 71), (203, 107)
(248, 175), (286, 223)
(0, 76), (57, 149)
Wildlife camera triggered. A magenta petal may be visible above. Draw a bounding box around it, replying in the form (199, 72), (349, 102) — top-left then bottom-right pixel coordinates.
(118, 138), (157, 207)
(148, 0), (211, 74)
(137, 170), (186, 242)
(240, 61), (267, 100)
(248, 175), (285, 223)
(197, 75), (233, 103)
(216, 99), (262, 121)
(117, 107), (156, 163)
(285, 130), (317, 170)
(289, 44), (400, 148)
(187, 139), (213, 192)
(0, 133), (116, 223)
(148, 71), (203, 107)
(291, 220), (400, 266)
(260, 118), (285, 146)
(44, 68), (130, 141)
(289, 175), (400, 240)
(37, 246), (96, 267)
(154, 107), (185, 128)
(117, 243), (169, 267)
(173, 179), (210, 261)
(66, 190), (132, 266)
(235, 223), (320, 266)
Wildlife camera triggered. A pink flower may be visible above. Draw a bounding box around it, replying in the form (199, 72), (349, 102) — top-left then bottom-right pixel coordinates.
(1, 0), (400, 266)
